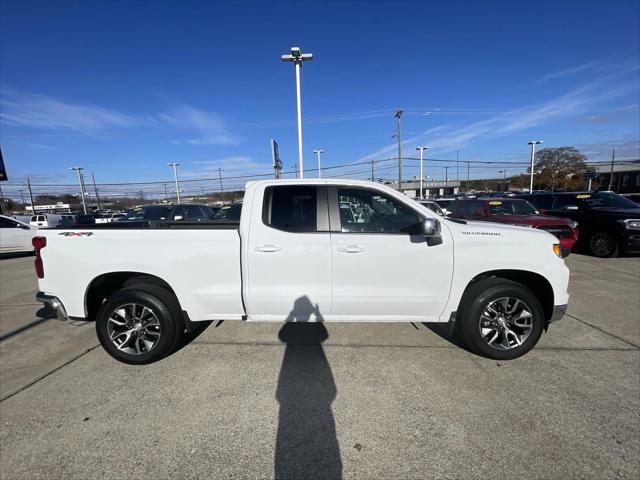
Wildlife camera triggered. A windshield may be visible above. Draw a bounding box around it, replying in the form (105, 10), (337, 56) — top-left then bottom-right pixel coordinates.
(579, 192), (639, 209)
(122, 205), (172, 221)
(487, 200), (537, 215)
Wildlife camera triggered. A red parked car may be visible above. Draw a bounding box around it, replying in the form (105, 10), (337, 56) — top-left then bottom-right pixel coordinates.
(447, 198), (579, 256)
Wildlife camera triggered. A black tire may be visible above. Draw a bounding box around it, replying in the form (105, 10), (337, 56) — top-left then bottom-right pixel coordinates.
(588, 232), (619, 258)
(96, 284), (185, 364)
(458, 278), (545, 360)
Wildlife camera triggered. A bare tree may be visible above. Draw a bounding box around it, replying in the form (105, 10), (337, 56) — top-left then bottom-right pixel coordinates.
(534, 147), (587, 191)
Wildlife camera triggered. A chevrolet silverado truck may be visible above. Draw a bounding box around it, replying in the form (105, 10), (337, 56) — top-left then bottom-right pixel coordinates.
(33, 179), (569, 364)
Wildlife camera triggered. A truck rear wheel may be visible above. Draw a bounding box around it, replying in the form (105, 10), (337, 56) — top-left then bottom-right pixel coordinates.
(96, 285), (184, 364)
(458, 278), (545, 360)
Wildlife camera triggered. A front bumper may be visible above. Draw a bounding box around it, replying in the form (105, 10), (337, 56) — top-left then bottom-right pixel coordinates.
(622, 232), (640, 255)
(36, 292), (69, 321)
(549, 304), (567, 323)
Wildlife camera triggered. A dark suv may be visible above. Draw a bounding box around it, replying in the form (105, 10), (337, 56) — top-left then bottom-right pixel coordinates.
(519, 191), (640, 257)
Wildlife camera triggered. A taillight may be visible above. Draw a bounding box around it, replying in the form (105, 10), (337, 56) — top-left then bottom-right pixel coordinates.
(32, 236), (46, 278)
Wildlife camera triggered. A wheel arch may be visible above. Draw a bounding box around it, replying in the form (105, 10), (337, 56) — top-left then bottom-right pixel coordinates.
(462, 269), (555, 323)
(85, 271), (178, 321)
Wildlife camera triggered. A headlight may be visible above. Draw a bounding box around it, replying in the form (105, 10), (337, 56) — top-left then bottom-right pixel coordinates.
(619, 219), (640, 230)
(568, 221), (578, 229)
(553, 243), (562, 257)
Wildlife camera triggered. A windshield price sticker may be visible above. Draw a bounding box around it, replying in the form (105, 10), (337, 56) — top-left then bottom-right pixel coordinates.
(576, 194), (591, 199)
(489, 201), (502, 205)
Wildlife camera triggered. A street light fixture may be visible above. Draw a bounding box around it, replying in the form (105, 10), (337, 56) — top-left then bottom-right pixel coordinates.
(528, 140), (543, 192)
(282, 46), (313, 179)
(69, 167), (87, 214)
(416, 146), (428, 199)
(313, 149), (325, 178)
(167, 163), (181, 204)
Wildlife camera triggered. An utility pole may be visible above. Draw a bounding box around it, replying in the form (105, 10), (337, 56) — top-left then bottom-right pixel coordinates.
(218, 167), (224, 194)
(167, 163), (181, 204)
(528, 140), (543, 193)
(371, 159), (375, 182)
(70, 167), (87, 214)
(92, 173), (102, 211)
(0, 185), (5, 215)
(416, 146), (428, 199)
(466, 162), (470, 193)
(608, 148), (615, 191)
(313, 149), (324, 178)
(444, 166), (450, 183)
(27, 178), (35, 214)
(294, 163), (298, 179)
(456, 150), (460, 183)
(18, 189), (26, 205)
(395, 109), (404, 193)
(163, 184), (168, 202)
(281, 47), (313, 179)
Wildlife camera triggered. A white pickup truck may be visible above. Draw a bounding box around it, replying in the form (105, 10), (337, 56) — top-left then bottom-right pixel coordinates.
(33, 179), (569, 363)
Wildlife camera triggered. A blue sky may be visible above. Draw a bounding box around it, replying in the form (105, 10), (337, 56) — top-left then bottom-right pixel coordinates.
(1, 0), (639, 198)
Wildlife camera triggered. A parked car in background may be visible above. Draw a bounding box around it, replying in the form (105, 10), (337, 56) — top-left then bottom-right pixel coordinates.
(120, 205), (173, 222)
(11, 215), (32, 224)
(0, 215), (36, 254)
(168, 204), (216, 222)
(447, 198), (579, 256)
(212, 202), (243, 221)
(432, 198), (456, 215)
(30, 214), (66, 228)
(417, 200), (445, 216)
(519, 191), (640, 257)
(74, 214), (97, 226)
(120, 204), (215, 223)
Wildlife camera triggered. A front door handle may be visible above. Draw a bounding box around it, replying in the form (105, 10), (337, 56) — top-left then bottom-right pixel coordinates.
(337, 245), (364, 253)
(254, 244), (282, 253)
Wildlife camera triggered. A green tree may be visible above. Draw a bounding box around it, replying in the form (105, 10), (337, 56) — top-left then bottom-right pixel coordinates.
(533, 147), (587, 191)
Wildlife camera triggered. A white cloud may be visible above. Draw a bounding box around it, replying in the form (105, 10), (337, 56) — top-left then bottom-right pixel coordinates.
(158, 104), (240, 146)
(0, 91), (143, 131)
(537, 61), (602, 83)
(357, 77), (637, 160)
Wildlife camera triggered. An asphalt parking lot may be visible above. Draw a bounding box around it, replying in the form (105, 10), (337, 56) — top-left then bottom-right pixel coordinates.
(0, 254), (638, 479)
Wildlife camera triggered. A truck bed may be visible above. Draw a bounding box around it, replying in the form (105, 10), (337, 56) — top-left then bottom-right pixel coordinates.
(53, 220), (240, 230)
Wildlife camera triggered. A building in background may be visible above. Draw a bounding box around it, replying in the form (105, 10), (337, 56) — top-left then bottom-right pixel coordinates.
(587, 159), (640, 194)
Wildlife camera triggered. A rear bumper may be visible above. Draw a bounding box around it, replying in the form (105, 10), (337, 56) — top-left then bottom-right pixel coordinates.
(549, 304), (567, 323)
(35, 292), (69, 321)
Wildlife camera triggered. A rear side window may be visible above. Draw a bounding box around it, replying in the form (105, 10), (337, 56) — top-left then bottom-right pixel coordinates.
(263, 186), (317, 232)
(38, 215), (45, 221)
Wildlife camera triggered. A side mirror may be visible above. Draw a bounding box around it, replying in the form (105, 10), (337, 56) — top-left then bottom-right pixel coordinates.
(565, 205), (579, 211)
(538, 208), (546, 214)
(423, 218), (441, 236)
(173, 215), (183, 221)
(21, 225), (31, 230)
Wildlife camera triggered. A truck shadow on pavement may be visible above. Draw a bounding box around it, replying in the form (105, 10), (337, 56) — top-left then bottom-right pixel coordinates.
(274, 296), (342, 480)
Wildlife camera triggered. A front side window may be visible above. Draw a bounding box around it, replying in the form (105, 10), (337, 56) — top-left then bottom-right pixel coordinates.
(337, 187), (419, 233)
(0, 217), (15, 228)
(552, 195), (582, 210)
(264, 186), (317, 232)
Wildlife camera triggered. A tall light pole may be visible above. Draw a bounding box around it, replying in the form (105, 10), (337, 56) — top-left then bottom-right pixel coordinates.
(416, 146), (428, 199)
(69, 167), (87, 214)
(395, 109), (403, 192)
(281, 46), (313, 179)
(167, 163), (181, 204)
(528, 140), (543, 192)
(444, 166), (450, 183)
(313, 149), (324, 178)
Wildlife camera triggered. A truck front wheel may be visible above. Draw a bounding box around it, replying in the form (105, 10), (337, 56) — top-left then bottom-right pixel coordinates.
(458, 278), (545, 360)
(96, 285), (184, 364)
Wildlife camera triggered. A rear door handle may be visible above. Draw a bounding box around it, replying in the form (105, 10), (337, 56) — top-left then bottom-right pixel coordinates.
(337, 245), (365, 253)
(254, 244), (282, 253)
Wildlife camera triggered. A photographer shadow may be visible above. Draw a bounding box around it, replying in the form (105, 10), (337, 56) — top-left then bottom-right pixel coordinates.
(274, 296), (342, 479)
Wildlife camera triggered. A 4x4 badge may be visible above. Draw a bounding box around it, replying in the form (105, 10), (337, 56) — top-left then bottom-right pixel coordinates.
(58, 232), (94, 237)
